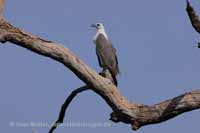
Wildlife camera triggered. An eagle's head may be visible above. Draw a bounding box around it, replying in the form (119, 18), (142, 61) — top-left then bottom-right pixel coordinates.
(91, 23), (105, 30)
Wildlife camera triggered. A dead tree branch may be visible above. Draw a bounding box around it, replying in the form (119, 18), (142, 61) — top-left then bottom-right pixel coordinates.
(0, 2), (199, 131)
(186, 0), (200, 33)
(186, 0), (200, 47)
(49, 85), (90, 133)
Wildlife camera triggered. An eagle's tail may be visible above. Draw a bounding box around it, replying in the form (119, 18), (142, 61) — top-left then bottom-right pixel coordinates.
(112, 75), (118, 86)
(109, 70), (118, 86)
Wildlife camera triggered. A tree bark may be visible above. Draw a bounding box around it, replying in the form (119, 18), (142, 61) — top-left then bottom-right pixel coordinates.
(0, 2), (199, 131)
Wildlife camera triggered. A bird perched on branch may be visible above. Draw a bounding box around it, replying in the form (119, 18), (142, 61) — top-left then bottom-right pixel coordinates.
(91, 23), (120, 86)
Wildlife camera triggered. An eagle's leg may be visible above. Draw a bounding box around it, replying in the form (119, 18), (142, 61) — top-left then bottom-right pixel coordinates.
(99, 68), (115, 84)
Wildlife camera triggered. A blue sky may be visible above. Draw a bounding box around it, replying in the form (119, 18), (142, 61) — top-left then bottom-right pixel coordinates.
(0, 0), (199, 132)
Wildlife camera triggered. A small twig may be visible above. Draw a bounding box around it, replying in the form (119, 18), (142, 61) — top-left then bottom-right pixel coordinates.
(186, 0), (200, 33)
(49, 85), (90, 133)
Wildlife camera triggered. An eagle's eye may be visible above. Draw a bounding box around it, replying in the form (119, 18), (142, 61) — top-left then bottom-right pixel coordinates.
(97, 24), (100, 27)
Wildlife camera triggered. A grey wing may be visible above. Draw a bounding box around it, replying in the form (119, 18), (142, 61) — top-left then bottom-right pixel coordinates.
(96, 47), (103, 67)
(109, 43), (120, 75)
(111, 45), (120, 74)
(95, 34), (119, 75)
(95, 34), (109, 68)
(95, 34), (119, 86)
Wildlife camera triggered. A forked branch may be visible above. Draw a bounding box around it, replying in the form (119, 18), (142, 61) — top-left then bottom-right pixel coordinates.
(49, 85), (90, 133)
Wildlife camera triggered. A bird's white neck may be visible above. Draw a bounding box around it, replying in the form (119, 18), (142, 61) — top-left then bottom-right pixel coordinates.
(93, 28), (108, 43)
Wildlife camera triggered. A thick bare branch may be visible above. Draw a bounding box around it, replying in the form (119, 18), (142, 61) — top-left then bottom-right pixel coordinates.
(0, 18), (199, 131)
(49, 85), (90, 133)
(131, 90), (200, 129)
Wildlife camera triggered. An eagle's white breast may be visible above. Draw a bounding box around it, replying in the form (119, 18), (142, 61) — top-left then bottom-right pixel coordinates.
(93, 29), (109, 44)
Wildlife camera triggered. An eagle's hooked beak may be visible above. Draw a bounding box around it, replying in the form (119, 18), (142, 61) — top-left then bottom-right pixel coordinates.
(91, 24), (97, 28)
